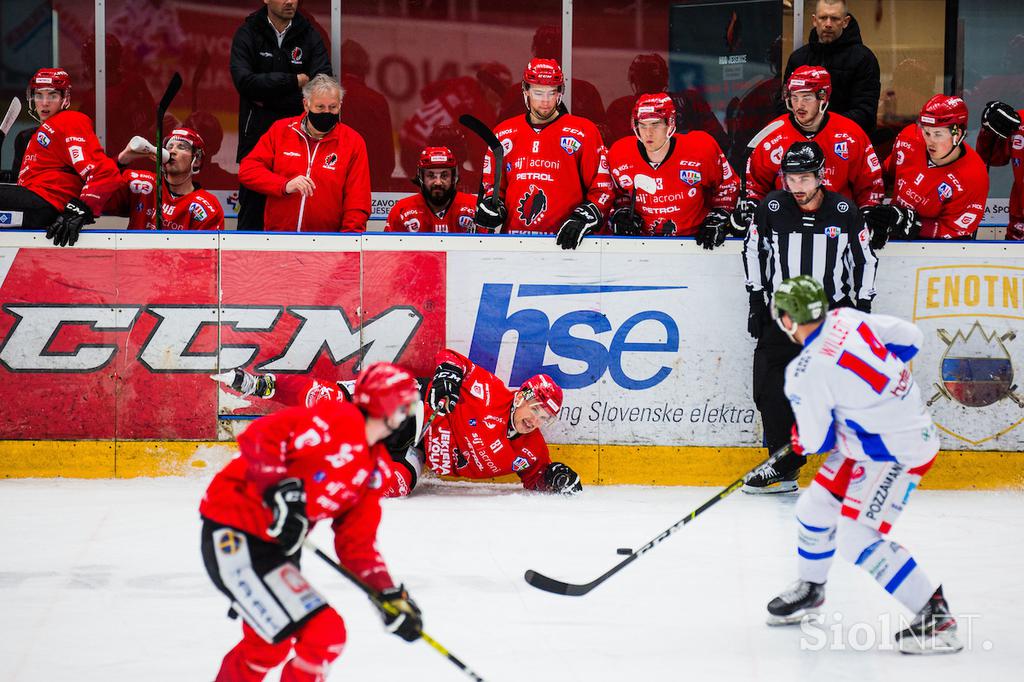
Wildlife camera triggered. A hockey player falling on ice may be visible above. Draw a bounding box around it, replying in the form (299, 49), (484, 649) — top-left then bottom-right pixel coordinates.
(606, 92), (738, 246)
(764, 275), (962, 655)
(409, 349), (582, 497)
(200, 363), (426, 681)
(107, 126), (224, 230)
(474, 58), (613, 249)
(870, 95), (989, 245)
(211, 350), (580, 497)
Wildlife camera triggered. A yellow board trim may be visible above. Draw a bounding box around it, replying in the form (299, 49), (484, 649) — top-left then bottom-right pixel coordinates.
(2, 441), (1022, 489)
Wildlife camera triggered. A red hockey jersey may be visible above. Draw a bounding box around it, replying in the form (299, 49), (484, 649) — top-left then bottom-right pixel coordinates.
(199, 400), (396, 592)
(104, 169), (224, 230)
(17, 110), (121, 216)
(423, 349), (552, 490)
(745, 112), (884, 209)
(976, 110), (1024, 220)
(483, 113), (613, 234)
(607, 132), (739, 236)
(884, 124), (990, 239)
(384, 191), (477, 233)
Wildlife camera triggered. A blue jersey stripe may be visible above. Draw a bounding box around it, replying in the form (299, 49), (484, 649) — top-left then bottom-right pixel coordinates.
(844, 418), (896, 461)
(884, 557), (917, 594)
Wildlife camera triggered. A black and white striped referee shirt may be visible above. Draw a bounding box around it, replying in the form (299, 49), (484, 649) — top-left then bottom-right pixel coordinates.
(742, 189), (877, 304)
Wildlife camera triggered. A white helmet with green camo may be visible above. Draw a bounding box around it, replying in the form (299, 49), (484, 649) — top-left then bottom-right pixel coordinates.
(771, 275), (828, 340)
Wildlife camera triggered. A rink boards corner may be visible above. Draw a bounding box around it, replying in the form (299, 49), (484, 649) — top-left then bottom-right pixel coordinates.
(0, 231), (1022, 489)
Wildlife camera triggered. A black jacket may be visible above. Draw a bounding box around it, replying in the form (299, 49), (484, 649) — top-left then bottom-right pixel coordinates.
(782, 14), (880, 134)
(230, 7), (332, 161)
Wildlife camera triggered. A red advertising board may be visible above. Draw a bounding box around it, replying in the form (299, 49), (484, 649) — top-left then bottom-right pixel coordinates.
(0, 243), (446, 439)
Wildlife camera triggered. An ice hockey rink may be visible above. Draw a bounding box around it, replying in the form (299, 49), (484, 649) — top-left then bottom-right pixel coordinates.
(1, 474), (1020, 681)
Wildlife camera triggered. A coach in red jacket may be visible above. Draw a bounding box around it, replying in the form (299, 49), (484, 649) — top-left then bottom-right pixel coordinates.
(239, 74), (371, 232)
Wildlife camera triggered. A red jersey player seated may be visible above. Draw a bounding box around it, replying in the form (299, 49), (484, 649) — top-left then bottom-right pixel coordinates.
(475, 58), (613, 250)
(385, 146), (476, 233)
(870, 95), (990, 246)
(199, 362), (425, 682)
(0, 68), (120, 247)
(106, 127), (224, 230)
(731, 66), (883, 235)
(606, 93), (739, 248)
(974, 100), (1023, 240)
(405, 349), (581, 496)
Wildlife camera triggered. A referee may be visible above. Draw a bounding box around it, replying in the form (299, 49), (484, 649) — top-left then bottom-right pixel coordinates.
(741, 141), (877, 493)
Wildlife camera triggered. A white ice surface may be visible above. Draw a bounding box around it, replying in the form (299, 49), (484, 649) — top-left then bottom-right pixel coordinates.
(0, 476), (1019, 681)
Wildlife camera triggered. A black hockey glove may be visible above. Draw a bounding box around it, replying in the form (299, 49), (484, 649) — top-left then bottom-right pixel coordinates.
(863, 204), (894, 250)
(855, 299), (872, 314)
(264, 478), (308, 556)
(474, 194), (506, 233)
(695, 208), (731, 250)
(211, 369), (276, 398)
(428, 362), (464, 415)
(46, 197), (94, 247)
(889, 205), (921, 241)
(543, 462), (582, 495)
(748, 291), (769, 339)
(729, 198), (757, 236)
(609, 206), (644, 236)
(555, 201), (602, 250)
(376, 584), (422, 642)
(981, 100), (1022, 139)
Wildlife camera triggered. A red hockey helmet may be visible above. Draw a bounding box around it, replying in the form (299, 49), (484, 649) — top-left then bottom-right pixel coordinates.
(629, 54), (669, 95)
(785, 66), (832, 101)
(27, 68), (72, 121)
(417, 146), (457, 170)
(918, 94), (968, 129)
(520, 374), (563, 417)
(632, 93), (676, 127)
(353, 362), (421, 421)
(166, 127), (206, 172)
(523, 58), (564, 89)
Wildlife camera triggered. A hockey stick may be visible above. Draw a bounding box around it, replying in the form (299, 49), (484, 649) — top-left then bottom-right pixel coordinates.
(524, 444), (794, 596)
(458, 114), (503, 233)
(304, 540), (487, 682)
(0, 98), (22, 152)
(155, 72), (183, 230)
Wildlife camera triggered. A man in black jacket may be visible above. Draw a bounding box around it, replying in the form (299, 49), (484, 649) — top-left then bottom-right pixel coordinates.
(782, 0), (880, 134)
(230, 0), (331, 230)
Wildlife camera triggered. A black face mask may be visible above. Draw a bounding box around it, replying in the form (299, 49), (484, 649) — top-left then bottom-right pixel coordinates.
(307, 111), (339, 134)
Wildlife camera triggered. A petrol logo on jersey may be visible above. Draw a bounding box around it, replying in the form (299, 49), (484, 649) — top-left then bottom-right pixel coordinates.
(560, 136), (581, 155)
(937, 182), (953, 201)
(679, 169), (702, 186)
(468, 283), (685, 390)
(833, 141), (849, 160)
(517, 185), (548, 226)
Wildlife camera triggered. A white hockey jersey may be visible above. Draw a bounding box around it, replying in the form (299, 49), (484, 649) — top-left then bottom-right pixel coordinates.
(785, 308), (939, 466)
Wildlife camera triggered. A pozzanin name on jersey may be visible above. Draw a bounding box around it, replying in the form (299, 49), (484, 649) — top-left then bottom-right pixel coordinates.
(467, 283), (685, 390)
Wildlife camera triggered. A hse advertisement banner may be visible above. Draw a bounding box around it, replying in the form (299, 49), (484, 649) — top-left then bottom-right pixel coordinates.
(444, 248), (761, 447)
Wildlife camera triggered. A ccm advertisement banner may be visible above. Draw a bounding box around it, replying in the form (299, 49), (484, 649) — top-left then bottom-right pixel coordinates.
(1, 235), (1022, 450)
